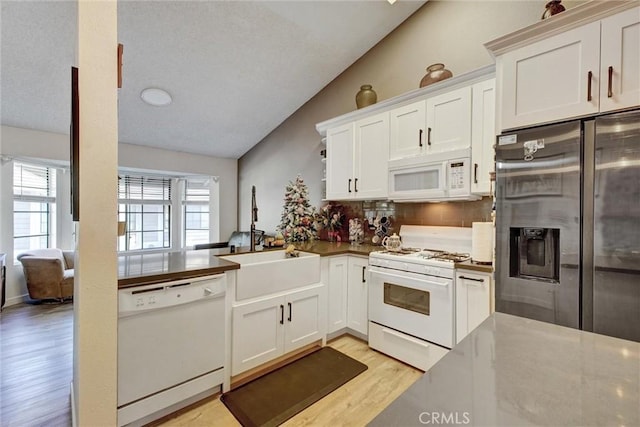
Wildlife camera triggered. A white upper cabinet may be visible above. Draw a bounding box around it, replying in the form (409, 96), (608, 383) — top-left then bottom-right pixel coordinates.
(353, 113), (390, 199)
(426, 87), (472, 153)
(471, 79), (496, 195)
(489, 4), (640, 131)
(389, 87), (472, 160)
(325, 123), (354, 200)
(325, 112), (389, 201)
(600, 8), (640, 112)
(389, 100), (426, 160)
(498, 22), (601, 130)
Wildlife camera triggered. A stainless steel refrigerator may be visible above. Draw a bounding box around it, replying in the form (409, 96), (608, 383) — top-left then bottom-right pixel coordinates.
(495, 109), (640, 343)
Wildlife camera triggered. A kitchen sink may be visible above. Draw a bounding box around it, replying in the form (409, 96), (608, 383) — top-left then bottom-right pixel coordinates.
(221, 250), (320, 300)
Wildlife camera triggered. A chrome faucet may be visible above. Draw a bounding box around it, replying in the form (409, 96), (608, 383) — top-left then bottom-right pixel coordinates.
(250, 185), (258, 252)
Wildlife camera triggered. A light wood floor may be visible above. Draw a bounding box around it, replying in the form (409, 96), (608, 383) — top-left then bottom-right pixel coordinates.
(0, 302), (74, 427)
(0, 303), (422, 427)
(159, 335), (422, 427)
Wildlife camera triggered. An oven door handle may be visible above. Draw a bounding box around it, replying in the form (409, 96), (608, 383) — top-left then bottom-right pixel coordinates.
(369, 267), (450, 288)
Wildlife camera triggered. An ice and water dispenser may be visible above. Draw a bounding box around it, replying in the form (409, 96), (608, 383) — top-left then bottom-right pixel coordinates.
(509, 227), (560, 282)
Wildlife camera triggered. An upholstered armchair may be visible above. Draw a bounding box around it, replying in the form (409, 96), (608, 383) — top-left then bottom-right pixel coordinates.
(17, 248), (74, 301)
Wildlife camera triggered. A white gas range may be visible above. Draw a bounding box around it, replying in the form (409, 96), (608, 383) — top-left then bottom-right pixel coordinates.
(368, 225), (472, 371)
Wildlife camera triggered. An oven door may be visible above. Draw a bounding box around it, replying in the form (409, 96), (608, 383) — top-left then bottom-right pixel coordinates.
(369, 265), (454, 348)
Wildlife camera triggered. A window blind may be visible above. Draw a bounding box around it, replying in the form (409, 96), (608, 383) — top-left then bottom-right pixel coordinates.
(118, 176), (171, 204)
(183, 177), (210, 203)
(13, 162), (56, 202)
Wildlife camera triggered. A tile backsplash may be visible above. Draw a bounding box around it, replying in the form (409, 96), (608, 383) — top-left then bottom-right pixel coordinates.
(318, 198), (492, 243)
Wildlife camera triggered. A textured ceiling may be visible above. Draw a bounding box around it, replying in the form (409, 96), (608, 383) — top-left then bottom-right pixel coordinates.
(1, 1), (425, 159)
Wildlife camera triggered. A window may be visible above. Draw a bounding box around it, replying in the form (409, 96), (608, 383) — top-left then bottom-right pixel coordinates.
(118, 176), (171, 251)
(13, 162), (57, 255)
(183, 178), (210, 247)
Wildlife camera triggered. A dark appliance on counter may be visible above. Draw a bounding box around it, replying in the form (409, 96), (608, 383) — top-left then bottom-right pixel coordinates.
(495, 109), (640, 343)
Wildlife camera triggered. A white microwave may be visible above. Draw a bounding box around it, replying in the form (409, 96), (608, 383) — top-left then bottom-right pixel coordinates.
(388, 149), (480, 202)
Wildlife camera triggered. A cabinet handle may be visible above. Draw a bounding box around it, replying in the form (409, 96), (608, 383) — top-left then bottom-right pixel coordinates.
(419, 129), (423, 147)
(427, 127), (432, 146)
(280, 304), (284, 324)
(362, 266), (366, 283)
(587, 71), (593, 102)
(607, 66), (613, 98)
(458, 275), (485, 283)
(354, 178), (358, 192)
(348, 178), (352, 193)
(474, 163), (478, 184)
(287, 302), (292, 322)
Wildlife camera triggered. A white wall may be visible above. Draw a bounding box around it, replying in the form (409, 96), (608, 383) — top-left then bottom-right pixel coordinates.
(0, 125), (237, 305)
(238, 0), (587, 234)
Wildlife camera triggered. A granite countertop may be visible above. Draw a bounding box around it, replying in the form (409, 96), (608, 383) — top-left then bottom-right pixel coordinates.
(117, 241), (379, 288)
(455, 259), (493, 274)
(118, 249), (240, 288)
(370, 312), (640, 426)
(290, 240), (379, 257)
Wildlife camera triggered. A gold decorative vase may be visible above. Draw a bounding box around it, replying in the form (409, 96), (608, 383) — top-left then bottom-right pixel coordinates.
(541, 0), (565, 19)
(419, 63), (453, 88)
(355, 85), (377, 109)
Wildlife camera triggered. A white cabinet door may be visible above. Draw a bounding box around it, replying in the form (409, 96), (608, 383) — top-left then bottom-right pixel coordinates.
(347, 256), (369, 336)
(354, 112), (389, 199)
(600, 7), (640, 112)
(471, 79), (496, 195)
(231, 294), (284, 376)
(389, 100), (426, 160)
(327, 256), (348, 334)
(499, 21), (601, 130)
(456, 271), (491, 345)
(284, 286), (324, 353)
(326, 123), (355, 200)
(426, 87), (472, 153)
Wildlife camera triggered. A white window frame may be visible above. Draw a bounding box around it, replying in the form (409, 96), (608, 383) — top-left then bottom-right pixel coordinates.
(12, 161), (57, 257)
(117, 175), (172, 252)
(182, 176), (212, 248)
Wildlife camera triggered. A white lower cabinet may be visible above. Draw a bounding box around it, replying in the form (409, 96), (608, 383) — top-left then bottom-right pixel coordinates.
(346, 256), (369, 335)
(326, 255), (369, 337)
(231, 284), (324, 376)
(326, 256), (348, 333)
(455, 271), (492, 344)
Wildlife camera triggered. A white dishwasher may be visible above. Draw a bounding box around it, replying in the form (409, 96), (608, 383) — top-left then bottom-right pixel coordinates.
(117, 274), (226, 427)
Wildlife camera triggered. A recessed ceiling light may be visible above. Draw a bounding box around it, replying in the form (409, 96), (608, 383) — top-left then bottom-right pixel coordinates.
(140, 87), (172, 107)
(387, 0), (397, 4)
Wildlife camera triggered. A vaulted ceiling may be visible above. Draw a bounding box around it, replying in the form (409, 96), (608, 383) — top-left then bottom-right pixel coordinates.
(1, 1), (425, 159)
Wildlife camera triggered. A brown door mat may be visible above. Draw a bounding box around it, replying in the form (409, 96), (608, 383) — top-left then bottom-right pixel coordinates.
(221, 346), (368, 427)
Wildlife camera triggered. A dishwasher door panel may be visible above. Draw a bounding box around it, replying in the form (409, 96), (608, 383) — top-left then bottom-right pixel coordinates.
(117, 280), (225, 407)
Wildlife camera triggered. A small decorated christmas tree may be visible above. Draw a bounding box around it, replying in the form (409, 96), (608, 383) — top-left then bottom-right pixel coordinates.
(277, 175), (318, 242)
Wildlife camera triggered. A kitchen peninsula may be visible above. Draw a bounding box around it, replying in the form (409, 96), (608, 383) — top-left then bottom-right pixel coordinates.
(117, 249), (240, 288)
(116, 240), (379, 288)
(370, 312), (640, 426)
